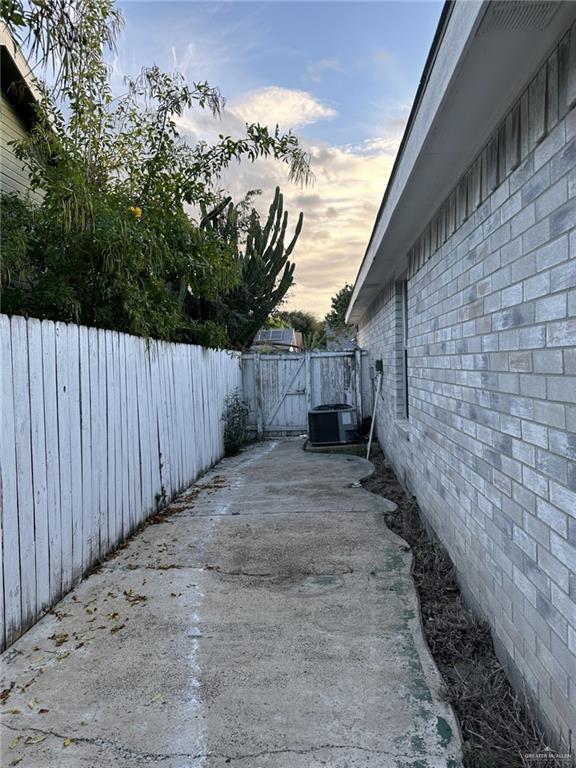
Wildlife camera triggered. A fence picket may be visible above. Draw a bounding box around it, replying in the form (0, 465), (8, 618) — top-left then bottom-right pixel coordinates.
(43, 321), (61, 605)
(68, 324), (83, 583)
(1, 315), (21, 645)
(79, 326), (92, 573)
(105, 330), (115, 556)
(88, 327), (99, 567)
(119, 333), (130, 538)
(28, 319), (50, 615)
(11, 316), (36, 629)
(56, 323), (73, 593)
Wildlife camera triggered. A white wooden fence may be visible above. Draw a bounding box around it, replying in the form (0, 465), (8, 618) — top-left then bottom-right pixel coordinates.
(0, 315), (242, 649)
(241, 350), (372, 437)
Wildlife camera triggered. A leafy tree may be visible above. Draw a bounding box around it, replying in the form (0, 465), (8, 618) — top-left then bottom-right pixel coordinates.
(1, 0), (312, 345)
(325, 283), (354, 331)
(278, 310), (322, 336)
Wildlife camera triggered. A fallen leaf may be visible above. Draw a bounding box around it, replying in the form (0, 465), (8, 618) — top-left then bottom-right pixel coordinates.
(38, 708), (49, 714)
(9, 736), (21, 749)
(108, 612), (121, 621)
(85, 607), (95, 615)
(56, 652), (70, 661)
(151, 693), (162, 703)
(49, 633), (69, 646)
(123, 589), (147, 604)
(110, 624), (125, 634)
(80, 720), (87, 726)
(27, 699), (38, 710)
(0, 682), (14, 703)
(10, 756), (23, 766)
(19, 677), (36, 691)
(63, 737), (73, 747)
(25, 735), (47, 745)
(7, 708), (21, 715)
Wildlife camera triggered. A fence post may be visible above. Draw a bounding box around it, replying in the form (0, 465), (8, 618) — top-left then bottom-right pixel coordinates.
(305, 351), (312, 416)
(255, 353), (264, 440)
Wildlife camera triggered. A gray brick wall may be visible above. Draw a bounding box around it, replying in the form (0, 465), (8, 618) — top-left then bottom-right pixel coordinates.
(358, 104), (576, 748)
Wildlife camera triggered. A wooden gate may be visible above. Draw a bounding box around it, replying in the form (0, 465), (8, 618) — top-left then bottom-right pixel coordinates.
(241, 350), (372, 437)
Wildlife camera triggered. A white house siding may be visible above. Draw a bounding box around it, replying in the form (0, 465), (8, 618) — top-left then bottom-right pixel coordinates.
(358, 43), (576, 752)
(0, 89), (41, 202)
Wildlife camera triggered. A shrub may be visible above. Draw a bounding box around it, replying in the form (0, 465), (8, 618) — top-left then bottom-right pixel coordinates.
(222, 389), (250, 455)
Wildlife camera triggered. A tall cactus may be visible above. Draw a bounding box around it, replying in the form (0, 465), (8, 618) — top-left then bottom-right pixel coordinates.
(202, 187), (303, 349)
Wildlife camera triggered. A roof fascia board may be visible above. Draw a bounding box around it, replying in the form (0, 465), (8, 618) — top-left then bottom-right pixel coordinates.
(0, 20), (43, 106)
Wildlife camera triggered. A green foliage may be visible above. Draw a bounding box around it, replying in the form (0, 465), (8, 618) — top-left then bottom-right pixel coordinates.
(0, 193), (33, 290)
(1, 191), (236, 342)
(1, 0), (312, 346)
(302, 326), (326, 350)
(276, 310), (321, 336)
(1, 0), (123, 96)
(198, 187), (303, 350)
(325, 283), (354, 331)
(222, 389), (250, 455)
(270, 309), (326, 348)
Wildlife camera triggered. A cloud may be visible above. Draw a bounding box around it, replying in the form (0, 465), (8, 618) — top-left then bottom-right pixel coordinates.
(357, 136), (402, 155)
(372, 48), (394, 65)
(229, 87), (336, 131)
(217, 140), (397, 317)
(304, 58), (344, 84)
(172, 89), (404, 317)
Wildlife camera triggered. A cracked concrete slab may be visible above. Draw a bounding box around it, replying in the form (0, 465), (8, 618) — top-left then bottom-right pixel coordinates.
(1, 439), (463, 767)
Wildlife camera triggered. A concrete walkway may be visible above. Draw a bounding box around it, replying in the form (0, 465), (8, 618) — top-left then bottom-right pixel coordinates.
(1, 440), (462, 767)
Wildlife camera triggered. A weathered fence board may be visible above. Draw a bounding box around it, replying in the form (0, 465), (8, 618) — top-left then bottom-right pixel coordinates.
(28, 319), (50, 616)
(242, 350), (372, 437)
(0, 314), (242, 649)
(42, 320), (61, 607)
(1, 315), (20, 645)
(12, 317), (36, 630)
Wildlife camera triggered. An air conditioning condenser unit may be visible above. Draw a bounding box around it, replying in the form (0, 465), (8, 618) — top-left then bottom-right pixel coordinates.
(308, 404), (357, 445)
